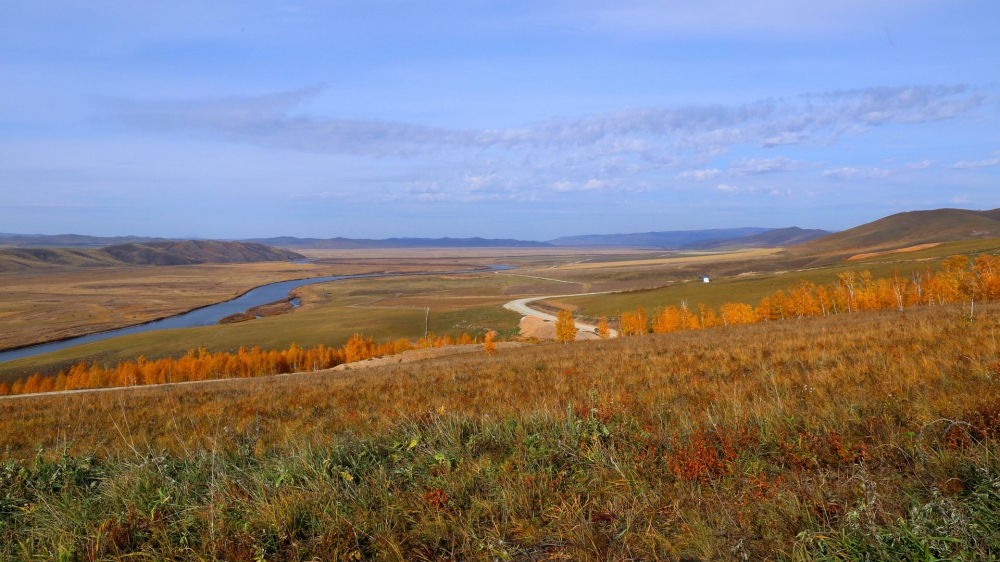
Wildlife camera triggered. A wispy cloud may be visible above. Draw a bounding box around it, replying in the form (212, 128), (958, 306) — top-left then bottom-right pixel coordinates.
(950, 157), (1000, 169)
(905, 160), (932, 170)
(99, 84), (993, 203)
(730, 156), (806, 175)
(677, 168), (721, 180)
(821, 166), (891, 179)
(106, 84), (989, 162)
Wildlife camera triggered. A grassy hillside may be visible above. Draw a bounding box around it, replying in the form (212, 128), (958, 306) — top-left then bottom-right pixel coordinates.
(1, 303), (998, 559)
(0, 240), (304, 272)
(681, 226), (830, 250)
(796, 207), (1000, 258)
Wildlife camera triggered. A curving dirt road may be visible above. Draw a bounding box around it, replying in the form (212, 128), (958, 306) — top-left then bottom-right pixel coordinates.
(503, 293), (618, 338)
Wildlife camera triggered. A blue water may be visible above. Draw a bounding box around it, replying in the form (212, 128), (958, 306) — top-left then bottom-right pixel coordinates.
(0, 265), (513, 364)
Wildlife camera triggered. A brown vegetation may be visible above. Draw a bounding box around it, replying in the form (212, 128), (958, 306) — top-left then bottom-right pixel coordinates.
(0, 301), (998, 558)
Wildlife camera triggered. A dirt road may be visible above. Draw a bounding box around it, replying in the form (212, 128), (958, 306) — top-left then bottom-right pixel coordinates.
(503, 293), (618, 338)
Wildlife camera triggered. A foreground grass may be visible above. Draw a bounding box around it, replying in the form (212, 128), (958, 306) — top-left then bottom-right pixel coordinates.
(2, 304), (1000, 559)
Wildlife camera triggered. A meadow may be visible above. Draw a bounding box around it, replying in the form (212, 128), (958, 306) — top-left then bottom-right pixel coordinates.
(0, 270), (549, 382)
(1, 299), (998, 559)
(0, 259), (483, 353)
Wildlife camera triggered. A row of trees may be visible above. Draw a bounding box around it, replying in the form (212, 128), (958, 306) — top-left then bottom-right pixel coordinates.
(0, 331), (488, 396)
(617, 253), (1000, 336)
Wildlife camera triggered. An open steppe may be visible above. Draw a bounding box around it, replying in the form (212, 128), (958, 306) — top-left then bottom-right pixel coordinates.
(0, 258), (487, 353)
(1, 301), (998, 559)
(6, 231), (1000, 382)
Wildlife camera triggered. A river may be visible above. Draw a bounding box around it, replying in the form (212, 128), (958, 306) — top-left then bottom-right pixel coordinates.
(0, 265), (513, 364)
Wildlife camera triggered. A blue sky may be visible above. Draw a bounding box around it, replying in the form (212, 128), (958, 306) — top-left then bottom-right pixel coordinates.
(1, 1), (998, 240)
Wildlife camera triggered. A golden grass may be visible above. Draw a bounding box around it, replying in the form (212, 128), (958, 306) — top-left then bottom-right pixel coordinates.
(1, 302), (998, 558)
(553, 248), (784, 270)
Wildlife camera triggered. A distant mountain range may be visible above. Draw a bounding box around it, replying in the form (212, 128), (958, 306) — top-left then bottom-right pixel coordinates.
(12, 207), (1000, 256)
(680, 227), (831, 250)
(547, 227), (769, 248)
(243, 237), (552, 249)
(546, 227), (830, 249)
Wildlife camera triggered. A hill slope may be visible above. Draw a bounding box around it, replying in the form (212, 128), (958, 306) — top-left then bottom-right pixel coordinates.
(680, 227), (830, 250)
(0, 241), (305, 272)
(795, 208), (1000, 257)
(103, 240), (304, 265)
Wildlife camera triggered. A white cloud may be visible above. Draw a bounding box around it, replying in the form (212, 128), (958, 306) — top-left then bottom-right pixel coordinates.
(554, 179), (621, 192)
(716, 183), (739, 193)
(950, 158), (1000, 169)
(759, 132), (812, 147)
(677, 168), (721, 180)
(821, 166), (891, 179)
(730, 156), (806, 175)
(905, 160), (932, 170)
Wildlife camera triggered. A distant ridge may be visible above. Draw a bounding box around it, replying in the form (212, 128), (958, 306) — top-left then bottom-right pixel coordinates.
(548, 228), (772, 248)
(795, 208), (1000, 257)
(680, 227), (831, 250)
(103, 240), (304, 265)
(245, 237), (553, 249)
(0, 241), (304, 272)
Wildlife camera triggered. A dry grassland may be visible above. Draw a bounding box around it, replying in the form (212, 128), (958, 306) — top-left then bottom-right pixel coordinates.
(1, 303), (998, 559)
(0, 259), (499, 352)
(553, 248), (783, 270)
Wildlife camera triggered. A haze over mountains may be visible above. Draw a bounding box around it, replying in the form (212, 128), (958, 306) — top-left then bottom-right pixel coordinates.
(4, 208), (1000, 263)
(244, 237), (551, 249)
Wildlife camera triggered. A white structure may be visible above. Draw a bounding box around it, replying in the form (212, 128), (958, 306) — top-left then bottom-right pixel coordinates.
(702, 276), (710, 283)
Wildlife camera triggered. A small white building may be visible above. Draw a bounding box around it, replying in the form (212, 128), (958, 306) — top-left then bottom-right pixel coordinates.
(702, 276), (710, 283)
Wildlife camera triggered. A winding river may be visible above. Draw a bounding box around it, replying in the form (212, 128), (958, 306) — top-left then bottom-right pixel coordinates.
(0, 265), (513, 364)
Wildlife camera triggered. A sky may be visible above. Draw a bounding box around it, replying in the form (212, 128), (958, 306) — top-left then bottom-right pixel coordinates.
(1, 1), (999, 240)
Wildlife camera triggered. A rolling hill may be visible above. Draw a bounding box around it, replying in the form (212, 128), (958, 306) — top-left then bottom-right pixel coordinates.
(794, 207), (1000, 257)
(0, 241), (305, 272)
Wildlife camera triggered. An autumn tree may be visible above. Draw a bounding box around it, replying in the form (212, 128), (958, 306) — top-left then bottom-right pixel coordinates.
(596, 316), (611, 339)
(483, 331), (497, 355)
(556, 309), (577, 343)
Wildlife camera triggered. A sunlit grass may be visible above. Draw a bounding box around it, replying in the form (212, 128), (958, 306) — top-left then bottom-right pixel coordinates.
(2, 302), (999, 559)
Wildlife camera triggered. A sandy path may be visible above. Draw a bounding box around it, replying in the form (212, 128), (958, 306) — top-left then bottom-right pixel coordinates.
(504, 293), (618, 338)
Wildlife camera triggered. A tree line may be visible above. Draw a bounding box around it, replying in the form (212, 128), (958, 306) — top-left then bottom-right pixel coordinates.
(0, 332), (488, 396)
(616, 254), (1000, 336)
